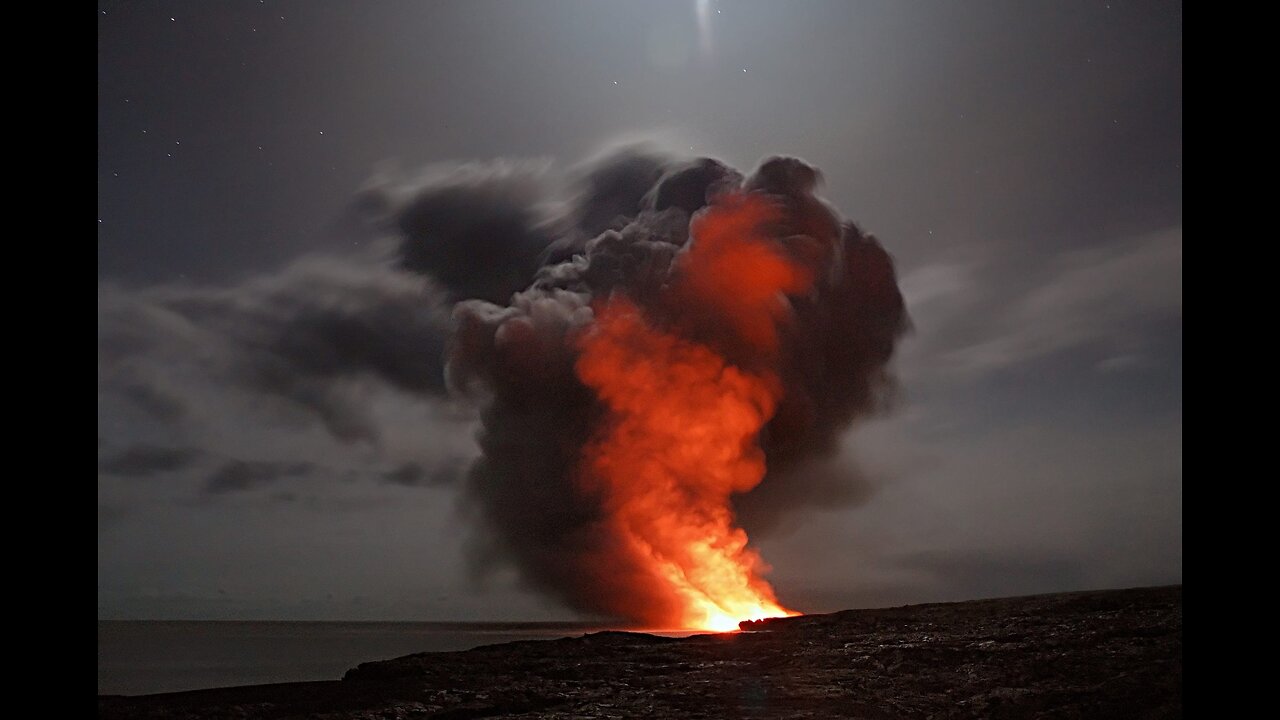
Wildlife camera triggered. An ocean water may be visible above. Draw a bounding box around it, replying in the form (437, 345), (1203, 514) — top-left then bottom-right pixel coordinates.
(97, 620), (628, 696)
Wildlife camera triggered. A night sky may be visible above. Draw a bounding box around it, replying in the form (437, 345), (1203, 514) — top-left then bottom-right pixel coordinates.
(98, 0), (1182, 620)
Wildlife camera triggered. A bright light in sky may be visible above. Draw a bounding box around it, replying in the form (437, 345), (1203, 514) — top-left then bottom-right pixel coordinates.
(696, 0), (712, 56)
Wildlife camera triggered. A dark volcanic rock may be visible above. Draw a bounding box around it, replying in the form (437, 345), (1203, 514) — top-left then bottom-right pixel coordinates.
(98, 586), (1182, 719)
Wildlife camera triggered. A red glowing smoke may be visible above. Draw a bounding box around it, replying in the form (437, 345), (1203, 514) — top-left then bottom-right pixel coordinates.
(575, 194), (807, 629)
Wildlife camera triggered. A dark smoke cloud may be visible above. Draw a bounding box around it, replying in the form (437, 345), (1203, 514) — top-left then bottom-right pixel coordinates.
(204, 460), (314, 495)
(650, 157), (745, 216)
(99, 444), (200, 478)
(570, 145), (673, 238)
(381, 460), (463, 488)
(117, 382), (188, 423)
(371, 147), (686, 302)
(98, 257), (452, 444)
(360, 161), (557, 305)
(422, 151), (908, 621)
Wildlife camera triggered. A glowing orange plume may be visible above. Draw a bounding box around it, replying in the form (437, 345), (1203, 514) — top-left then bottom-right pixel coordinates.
(575, 193), (807, 630)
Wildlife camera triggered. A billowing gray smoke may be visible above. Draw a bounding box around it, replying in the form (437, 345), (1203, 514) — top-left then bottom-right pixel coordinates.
(384, 147), (908, 623)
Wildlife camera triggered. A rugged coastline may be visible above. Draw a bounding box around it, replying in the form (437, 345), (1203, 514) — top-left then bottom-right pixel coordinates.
(99, 585), (1182, 719)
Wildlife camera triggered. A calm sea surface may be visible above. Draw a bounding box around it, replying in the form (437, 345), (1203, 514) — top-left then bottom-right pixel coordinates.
(98, 620), (635, 696)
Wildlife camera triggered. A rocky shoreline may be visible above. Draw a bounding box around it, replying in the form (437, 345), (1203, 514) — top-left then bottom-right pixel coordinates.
(99, 585), (1182, 719)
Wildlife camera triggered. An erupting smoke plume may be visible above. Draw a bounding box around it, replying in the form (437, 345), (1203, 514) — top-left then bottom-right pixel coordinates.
(400, 148), (908, 629)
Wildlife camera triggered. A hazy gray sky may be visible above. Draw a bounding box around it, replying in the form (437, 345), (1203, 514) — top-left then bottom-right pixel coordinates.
(98, 0), (1181, 620)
